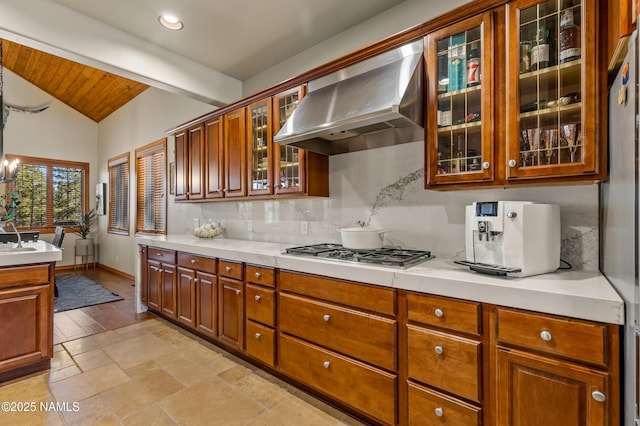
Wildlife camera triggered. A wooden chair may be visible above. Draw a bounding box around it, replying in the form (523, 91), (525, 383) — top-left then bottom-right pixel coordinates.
(52, 226), (65, 297)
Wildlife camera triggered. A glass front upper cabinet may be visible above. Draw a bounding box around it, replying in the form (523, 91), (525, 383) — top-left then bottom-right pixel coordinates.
(506, 0), (597, 179)
(273, 86), (306, 194)
(426, 13), (493, 186)
(247, 98), (272, 196)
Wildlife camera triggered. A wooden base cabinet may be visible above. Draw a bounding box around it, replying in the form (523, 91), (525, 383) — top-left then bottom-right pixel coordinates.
(497, 348), (608, 426)
(145, 249), (177, 318)
(0, 264), (54, 381)
(245, 265), (276, 366)
(408, 382), (481, 426)
(218, 260), (243, 349)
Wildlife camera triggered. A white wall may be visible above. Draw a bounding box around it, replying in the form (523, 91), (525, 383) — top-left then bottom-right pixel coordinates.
(96, 87), (213, 275)
(2, 70), (98, 266)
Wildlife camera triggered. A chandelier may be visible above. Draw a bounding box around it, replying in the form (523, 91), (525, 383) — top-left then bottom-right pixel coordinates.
(0, 39), (19, 184)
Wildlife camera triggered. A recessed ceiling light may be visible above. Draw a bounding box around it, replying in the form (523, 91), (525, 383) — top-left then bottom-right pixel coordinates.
(158, 14), (183, 31)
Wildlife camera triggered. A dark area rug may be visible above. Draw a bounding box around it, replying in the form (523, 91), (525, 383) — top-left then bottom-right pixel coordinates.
(54, 274), (123, 313)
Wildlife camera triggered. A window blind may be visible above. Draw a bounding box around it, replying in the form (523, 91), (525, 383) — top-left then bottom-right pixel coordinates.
(108, 152), (129, 234)
(135, 139), (166, 235)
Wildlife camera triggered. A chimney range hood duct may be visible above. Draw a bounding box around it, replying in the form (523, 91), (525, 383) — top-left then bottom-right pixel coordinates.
(273, 40), (424, 155)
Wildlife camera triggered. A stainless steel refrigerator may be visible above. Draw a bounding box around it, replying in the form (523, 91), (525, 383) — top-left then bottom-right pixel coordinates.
(601, 30), (640, 426)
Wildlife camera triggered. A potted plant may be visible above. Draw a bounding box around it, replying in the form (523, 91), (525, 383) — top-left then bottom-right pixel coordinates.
(74, 209), (97, 260)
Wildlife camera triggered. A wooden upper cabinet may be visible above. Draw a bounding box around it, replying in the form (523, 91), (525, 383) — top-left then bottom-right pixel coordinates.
(187, 124), (205, 200)
(223, 107), (247, 198)
(204, 117), (224, 199)
(174, 130), (188, 201)
(505, 0), (601, 180)
(273, 86), (307, 195)
(608, 0), (638, 71)
(247, 98), (273, 196)
(425, 12), (494, 186)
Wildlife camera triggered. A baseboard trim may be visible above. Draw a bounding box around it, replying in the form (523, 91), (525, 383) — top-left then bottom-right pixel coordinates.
(54, 263), (134, 281)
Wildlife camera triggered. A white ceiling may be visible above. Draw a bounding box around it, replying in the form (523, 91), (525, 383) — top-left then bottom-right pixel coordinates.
(53, 0), (406, 81)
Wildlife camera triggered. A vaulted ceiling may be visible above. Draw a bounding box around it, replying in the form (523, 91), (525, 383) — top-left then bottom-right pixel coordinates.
(1, 40), (149, 122)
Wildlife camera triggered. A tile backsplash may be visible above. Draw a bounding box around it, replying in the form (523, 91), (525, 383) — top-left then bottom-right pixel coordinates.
(171, 141), (599, 270)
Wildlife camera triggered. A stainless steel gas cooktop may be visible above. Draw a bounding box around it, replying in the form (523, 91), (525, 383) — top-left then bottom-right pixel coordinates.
(284, 243), (433, 268)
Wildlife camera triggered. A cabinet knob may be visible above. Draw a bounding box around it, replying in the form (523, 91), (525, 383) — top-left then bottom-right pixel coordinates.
(235, 289), (241, 295)
(254, 295), (261, 301)
(508, 159), (517, 167)
(194, 278), (199, 283)
(435, 407), (444, 417)
(434, 345), (444, 355)
(254, 272), (262, 278)
(225, 266), (232, 272)
(323, 314), (331, 322)
(540, 330), (553, 341)
(223, 188), (228, 193)
(482, 161), (490, 170)
(255, 333), (262, 339)
(156, 252), (162, 256)
(158, 269), (164, 273)
(434, 308), (444, 318)
(323, 361), (331, 369)
(591, 391), (606, 402)
(191, 259), (196, 264)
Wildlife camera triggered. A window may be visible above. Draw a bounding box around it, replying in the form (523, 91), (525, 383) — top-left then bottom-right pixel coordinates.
(108, 152), (130, 235)
(8, 155), (89, 231)
(135, 139), (166, 235)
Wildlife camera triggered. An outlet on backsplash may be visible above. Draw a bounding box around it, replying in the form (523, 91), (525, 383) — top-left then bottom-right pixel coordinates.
(301, 221), (309, 235)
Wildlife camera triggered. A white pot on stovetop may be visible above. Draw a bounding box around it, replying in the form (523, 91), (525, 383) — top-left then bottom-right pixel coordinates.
(339, 225), (388, 250)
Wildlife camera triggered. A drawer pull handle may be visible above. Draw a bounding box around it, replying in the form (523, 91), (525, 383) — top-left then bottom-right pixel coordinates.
(254, 272), (262, 278)
(434, 345), (444, 355)
(191, 259), (196, 264)
(225, 266), (232, 272)
(323, 361), (331, 369)
(255, 333), (262, 339)
(254, 295), (261, 301)
(235, 289), (241, 295)
(540, 330), (553, 341)
(434, 308), (444, 318)
(435, 407), (444, 417)
(323, 314), (331, 322)
(591, 391), (606, 402)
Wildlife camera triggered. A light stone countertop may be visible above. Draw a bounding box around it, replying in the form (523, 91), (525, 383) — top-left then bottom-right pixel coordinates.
(0, 240), (62, 267)
(135, 235), (624, 325)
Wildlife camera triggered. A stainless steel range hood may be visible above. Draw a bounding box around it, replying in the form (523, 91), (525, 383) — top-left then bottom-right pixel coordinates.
(273, 40), (424, 155)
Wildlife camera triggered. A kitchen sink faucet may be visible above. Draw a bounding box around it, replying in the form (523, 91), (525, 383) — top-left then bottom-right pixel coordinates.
(6, 221), (22, 248)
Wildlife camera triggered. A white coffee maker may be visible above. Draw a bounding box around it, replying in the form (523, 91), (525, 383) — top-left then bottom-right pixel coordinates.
(456, 201), (560, 277)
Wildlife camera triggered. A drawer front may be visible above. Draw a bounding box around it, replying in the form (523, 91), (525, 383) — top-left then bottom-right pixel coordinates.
(246, 265), (274, 288)
(147, 247), (176, 264)
(177, 252), (216, 274)
(408, 382), (481, 426)
(497, 308), (607, 366)
(280, 293), (396, 371)
(246, 284), (275, 326)
(0, 264), (50, 289)
(407, 325), (481, 402)
(280, 270), (395, 315)
(246, 321), (275, 367)
(219, 259), (243, 280)
(407, 293), (480, 336)
(278, 334), (396, 425)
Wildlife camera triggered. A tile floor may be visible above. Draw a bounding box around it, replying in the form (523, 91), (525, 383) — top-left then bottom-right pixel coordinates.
(0, 318), (364, 425)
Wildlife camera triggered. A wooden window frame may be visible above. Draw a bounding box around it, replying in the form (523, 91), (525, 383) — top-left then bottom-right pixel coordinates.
(7, 154), (89, 233)
(135, 138), (167, 236)
(108, 152), (130, 235)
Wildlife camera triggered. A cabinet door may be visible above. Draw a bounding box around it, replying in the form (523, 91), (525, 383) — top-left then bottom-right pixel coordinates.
(0, 284), (51, 372)
(223, 107), (247, 198)
(146, 259), (162, 310)
(196, 271), (217, 338)
(174, 130), (188, 201)
(505, 0), (599, 179)
(140, 246), (148, 304)
(177, 267), (196, 328)
(426, 13), (493, 186)
(247, 98), (273, 196)
(273, 86), (307, 194)
(218, 277), (243, 348)
(204, 117), (225, 199)
(187, 124), (205, 200)
(160, 263), (177, 318)
(497, 348), (609, 426)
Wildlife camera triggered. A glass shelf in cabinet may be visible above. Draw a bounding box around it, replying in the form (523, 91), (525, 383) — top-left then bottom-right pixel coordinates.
(519, 59), (581, 80)
(519, 102), (581, 120)
(437, 121), (482, 132)
(437, 84), (481, 99)
(279, 161), (300, 168)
